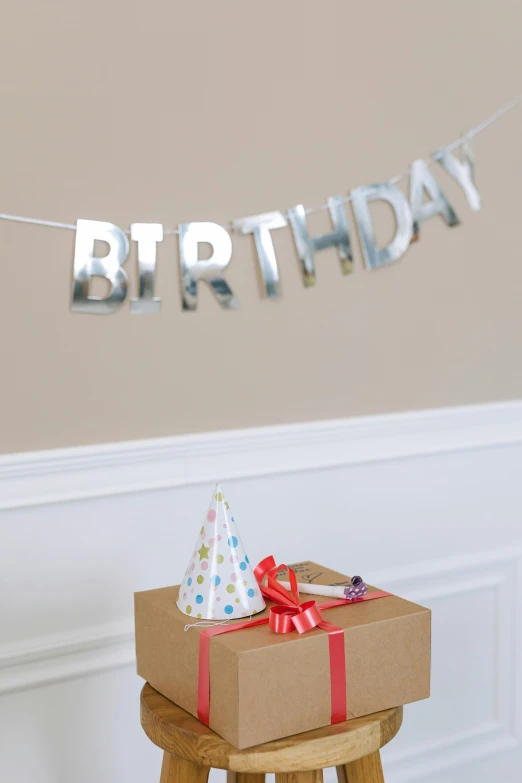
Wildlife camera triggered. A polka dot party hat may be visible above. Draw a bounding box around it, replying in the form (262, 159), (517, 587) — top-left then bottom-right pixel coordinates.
(176, 484), (266, 621)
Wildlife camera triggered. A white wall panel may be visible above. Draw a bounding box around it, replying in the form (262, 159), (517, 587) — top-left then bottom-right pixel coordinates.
(0, 401), (521, 782)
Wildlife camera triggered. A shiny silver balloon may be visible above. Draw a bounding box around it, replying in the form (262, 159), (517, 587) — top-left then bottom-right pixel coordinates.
(433, 136), (481, 211)
(288, 196), (352, 286)
(232, 211), (287, 298)
(351, 183), (413, 270)
(178, 222), (239, 311)
(409, 159), (459, 240)
(71, 219), (129, 314)
(130, 223), (163, 314)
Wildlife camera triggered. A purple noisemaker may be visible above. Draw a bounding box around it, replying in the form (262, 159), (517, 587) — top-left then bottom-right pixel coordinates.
(344, 575), (368, 600)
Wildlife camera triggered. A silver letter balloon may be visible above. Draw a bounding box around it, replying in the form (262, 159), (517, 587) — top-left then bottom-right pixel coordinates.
(233, 211), (287, 298)
(351, 184), (413, 271)
(178, 222), (240, 311)
(130, 223), (163, 314)
(288, 196), (352, 286)
(64, 104), (497, 315)
(71, 219), (129, 314)
(433, 137), (481, 211)
(409, 159), (459, 241)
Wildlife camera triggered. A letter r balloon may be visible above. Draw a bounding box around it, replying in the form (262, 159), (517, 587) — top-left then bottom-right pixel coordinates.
(178, 222), (240, 311)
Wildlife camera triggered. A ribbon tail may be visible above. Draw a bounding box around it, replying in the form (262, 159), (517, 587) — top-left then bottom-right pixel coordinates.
(197, 630), (211, 724)
(320, 621), (347, 724)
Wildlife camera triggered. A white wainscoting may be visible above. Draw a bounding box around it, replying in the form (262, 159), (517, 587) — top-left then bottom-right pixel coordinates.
(0, 401), (521, 783)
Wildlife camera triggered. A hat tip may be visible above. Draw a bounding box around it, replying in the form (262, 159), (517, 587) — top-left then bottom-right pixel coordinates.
(213, 482), (225, 501)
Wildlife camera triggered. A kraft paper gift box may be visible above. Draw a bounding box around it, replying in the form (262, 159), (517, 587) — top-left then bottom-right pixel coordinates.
(135, 561), (431, 749)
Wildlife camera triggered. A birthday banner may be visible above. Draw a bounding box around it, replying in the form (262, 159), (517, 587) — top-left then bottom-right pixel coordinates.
(1, 94), (520, 315)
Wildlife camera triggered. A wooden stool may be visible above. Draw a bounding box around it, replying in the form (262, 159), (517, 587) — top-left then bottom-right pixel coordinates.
(141, 684), (403, 783)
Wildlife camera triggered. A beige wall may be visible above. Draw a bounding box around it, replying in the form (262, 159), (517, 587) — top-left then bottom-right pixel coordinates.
(1, 1), (521, 454)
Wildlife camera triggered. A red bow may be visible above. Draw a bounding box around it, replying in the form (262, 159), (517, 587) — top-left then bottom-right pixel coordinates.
(254, 555), (330, 634)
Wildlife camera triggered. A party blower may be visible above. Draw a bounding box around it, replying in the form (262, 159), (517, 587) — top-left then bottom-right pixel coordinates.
(275, 575), (368, 600)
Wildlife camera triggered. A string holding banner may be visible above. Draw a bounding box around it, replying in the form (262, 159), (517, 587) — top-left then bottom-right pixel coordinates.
(0, 93), (520, 314)
(0, 93), (519, 235)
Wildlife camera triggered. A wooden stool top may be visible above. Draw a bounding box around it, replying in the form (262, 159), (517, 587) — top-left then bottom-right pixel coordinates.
(140, 684), (403, 773)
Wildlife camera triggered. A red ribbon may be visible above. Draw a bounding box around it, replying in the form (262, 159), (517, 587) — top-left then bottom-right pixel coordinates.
(197, 556), (391, 727)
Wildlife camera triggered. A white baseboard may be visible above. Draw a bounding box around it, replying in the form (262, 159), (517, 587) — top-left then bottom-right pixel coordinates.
(1, 400), (521, 510)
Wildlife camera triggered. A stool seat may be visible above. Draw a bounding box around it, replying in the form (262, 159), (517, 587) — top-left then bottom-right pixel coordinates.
(141, 683), (402, 780)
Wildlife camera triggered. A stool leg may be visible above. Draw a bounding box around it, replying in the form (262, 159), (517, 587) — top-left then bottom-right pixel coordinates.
(275, 772), (323, 783)
(160, 752), (210, 783)
(336, 751), (384, 783)
(227, 774), (266, 783)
